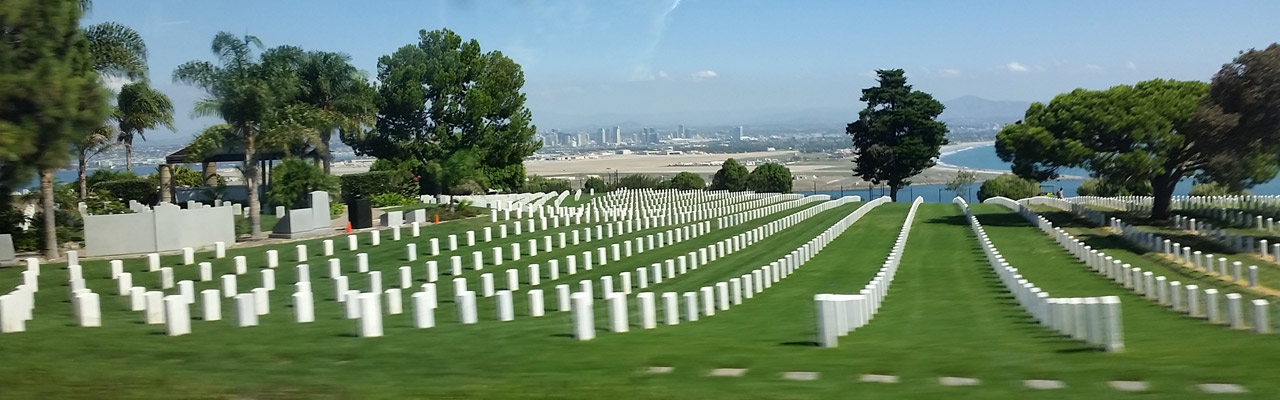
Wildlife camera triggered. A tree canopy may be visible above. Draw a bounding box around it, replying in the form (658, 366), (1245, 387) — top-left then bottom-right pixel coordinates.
(711, 158), (749, 191)
(669, 172), (706, 191)
(346, 28), (540, 193)
(846, 69), (948, 201)
(995, 78), (1277, 219)
(748, 163), (793, 193)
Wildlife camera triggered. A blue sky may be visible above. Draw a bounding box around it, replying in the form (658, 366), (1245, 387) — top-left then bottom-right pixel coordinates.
(85, 0), (1280, 142)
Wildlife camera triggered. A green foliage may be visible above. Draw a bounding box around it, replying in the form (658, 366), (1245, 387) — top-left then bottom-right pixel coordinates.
(85, 169), (140, 189)
(584, 177), (610, 193)
(711, 158), (750, 191)
(168, 165), (225, 187)
(268, 158), (339, 208)
(114, 81), (176, 170)
(1188, 182), (1249, 196)
(668, 172), (706, 190)
(339, 171), (415, 204)
(93, 178), (156, 205)
(370, 193), (416, 208)
(1197, 44), (1280, 189)
(994, 78), (1276, 219)
(846, 69), (948, 200)
(84, 189), (131, 215)
(748, 163), (793, 193)
(977, 174), (1040, 201)
(348, 29), (541, 193)
(617, 174), (666, 190)
(1074, 178), (1152, 197)
(521, 175), (572, 193)
(945, 169), (977, 199)
(449, 180), (486, 196)
(329, 201), (345, 218)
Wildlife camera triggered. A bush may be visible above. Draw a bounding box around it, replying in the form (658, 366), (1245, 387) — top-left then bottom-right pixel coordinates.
(618, 174), (665, 190)
(329, 202), (345, 218)
(522, 175), (572, 193)
(977, 174), (1039, 201)
(340, 171), (415, 204)
(449, 180), (486, 195)
(668, 172), (706, 190)
(1189, 182), (1249, 196)
(1075, 177), (1152, 197)
(370, 193), (416, 208)
(85, 169), (139, 189)
(584, 177), (609, 193)
(711, 158), (749, 191)
(85, 189), (131, 215)
(747, 163), (792, 193)
(93, 178), (157, 205)
(171, 165), (224, 187)
(268, 158), (339, 208)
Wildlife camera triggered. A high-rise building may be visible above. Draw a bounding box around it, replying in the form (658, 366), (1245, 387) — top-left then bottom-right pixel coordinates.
(736, 126), (744, 141)
(678, 124), (686, 139)
(599, 128), (608, 144)
(613, 126), (622, 145)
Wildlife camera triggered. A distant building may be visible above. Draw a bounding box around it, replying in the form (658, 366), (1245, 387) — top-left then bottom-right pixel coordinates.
(678, 124), (686, 139)
(613, 126), (622, 145)
(599, 128), (607, 144)
(736, 126), (744, 141)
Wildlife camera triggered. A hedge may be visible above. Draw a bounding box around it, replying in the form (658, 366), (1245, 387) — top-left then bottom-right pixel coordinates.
(340, 171), (414, 204)
(93, 179), (157, 205)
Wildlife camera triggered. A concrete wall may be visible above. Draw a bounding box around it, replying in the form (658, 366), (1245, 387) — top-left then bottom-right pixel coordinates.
(270, 191), (332, 239)
(84, 203), (235, 257)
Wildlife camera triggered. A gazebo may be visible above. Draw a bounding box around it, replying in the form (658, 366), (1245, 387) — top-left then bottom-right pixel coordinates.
(161, 143), (286, 203)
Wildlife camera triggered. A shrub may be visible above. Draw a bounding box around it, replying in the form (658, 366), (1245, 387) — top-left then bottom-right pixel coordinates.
(340, 171), (415, 203)
(668, 172), (706, 190)
(584, 177), (609, 193)
(747, 163), (792, 193)
(1189, 182), (1249, 196)
(329, 202), (345, 218)
(977, 174), (1039, 201)
(268, 158), (339, 208)
(85, 189), (131, 215)
(618, 174), (665, 190)
(171, 165), (224, 187)
(522, 175), (573, 193)
(85, 169), (139, 189)
(1075, 177), (1152, 197)
(449, 180), (486, 195)
(93, 178), (157, 205)
(370, 193), (416, 208)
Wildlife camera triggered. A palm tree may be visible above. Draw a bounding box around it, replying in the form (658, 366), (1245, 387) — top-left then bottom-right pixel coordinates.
(175, 33), (304, 239)
(74, 124), (119, 199)
(116, 81), (175, 171)
(296, 51), (376, 174)
(33, 17), (148, 259)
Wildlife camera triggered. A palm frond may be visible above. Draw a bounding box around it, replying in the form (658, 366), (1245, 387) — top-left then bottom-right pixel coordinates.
(83, 22), (148, 80)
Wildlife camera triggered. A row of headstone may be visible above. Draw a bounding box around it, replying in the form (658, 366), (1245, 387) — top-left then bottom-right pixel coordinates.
(1017, 203), (1273, 335)
(1170, 214), (1275, 258)
(1110, 218), (1262, 287)
(572, 196), (887, 340)
(815, 196), (908, 347)
(0, 259), (40, 332)
(968, 198), (1125, 352)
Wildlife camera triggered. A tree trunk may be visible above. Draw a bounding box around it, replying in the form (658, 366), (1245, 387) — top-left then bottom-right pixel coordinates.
(1150, 176), (1178, 221)
(40, 169), (58, 259)
(889, 184), (900, 202)
(78, 155), (88, 200)
(320, 131), (333, 175)
(125, 142), (133, 172)
(246, 130), (262, 239)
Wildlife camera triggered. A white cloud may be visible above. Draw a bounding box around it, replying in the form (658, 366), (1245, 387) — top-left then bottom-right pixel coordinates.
(101, 76), (133, 94)
(1006, 62), (1029, 72)
(1085, 64), (1104, 72)
(691, 70), (718, 79)
(656, 70), (671, 80)
(940, 68), (961, 78)
(1126, 61), (1138, 70)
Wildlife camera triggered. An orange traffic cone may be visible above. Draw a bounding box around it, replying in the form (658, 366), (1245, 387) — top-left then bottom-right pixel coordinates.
(346, 221), (353, 233)
(434, 215), (440, 224)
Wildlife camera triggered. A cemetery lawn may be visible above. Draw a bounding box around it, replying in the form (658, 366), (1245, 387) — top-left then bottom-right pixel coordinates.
(4, 203), (1280, 398)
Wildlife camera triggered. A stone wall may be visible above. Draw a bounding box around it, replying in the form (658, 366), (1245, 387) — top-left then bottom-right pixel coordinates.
(84, 204), (235, 257)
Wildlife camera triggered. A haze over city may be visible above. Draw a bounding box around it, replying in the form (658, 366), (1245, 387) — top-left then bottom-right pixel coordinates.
(85, 0), (1280, 143)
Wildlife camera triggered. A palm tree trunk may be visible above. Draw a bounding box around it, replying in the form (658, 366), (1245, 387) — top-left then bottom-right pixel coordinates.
(321, 131), (332, 175)
(245, 130), (262, 239)
(125, 142), (133, 172)
(40, 169), (58, 259)
(78, 154), (88, 200)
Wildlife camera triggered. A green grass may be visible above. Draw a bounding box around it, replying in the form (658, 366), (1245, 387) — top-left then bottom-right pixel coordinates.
(4, 202), (1280, 398)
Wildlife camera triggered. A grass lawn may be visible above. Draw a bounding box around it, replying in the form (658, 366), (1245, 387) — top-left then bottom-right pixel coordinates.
(3, 201), (1279, 398)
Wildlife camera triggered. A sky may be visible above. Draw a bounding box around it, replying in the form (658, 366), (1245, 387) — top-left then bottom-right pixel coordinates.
(84, 0), (1280, 143)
